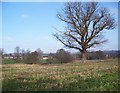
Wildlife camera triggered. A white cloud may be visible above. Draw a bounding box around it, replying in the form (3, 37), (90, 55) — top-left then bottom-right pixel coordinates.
(21, 14), (30, 19)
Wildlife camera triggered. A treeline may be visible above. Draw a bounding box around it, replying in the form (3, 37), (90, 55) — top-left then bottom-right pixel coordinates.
(0, 46), (119, 64)
(0, 46), (43, 64)
(0, 47), (73, 64)
(87, 50), (119, 60)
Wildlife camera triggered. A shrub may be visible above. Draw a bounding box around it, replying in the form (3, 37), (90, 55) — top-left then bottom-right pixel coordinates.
(55, 49), (73, 63)
(25, 51), (39, 64)
(87, 51), (106, 60)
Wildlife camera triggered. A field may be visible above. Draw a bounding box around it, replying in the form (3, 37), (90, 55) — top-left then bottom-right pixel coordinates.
(2, 59), (119, 91)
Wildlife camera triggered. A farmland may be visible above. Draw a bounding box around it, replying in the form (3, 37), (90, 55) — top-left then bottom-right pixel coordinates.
(2, 59), (119, 91)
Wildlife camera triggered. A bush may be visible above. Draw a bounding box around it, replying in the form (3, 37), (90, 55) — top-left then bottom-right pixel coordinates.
(25, 51), (39, 64)
(87, 51), (106, 60)
(46, 58), (60, 64)
(55, 49), (73, 63)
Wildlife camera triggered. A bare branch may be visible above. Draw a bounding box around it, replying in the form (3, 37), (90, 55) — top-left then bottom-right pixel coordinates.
(53, 2), (116, 60)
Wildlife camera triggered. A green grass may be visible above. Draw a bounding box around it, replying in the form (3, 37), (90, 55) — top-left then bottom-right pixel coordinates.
(2, 59), (119, 91)
(2, 59), (43, 64)
(2, 59), (19, 64)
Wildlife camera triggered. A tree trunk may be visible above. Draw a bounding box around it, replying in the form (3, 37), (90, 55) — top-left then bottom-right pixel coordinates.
(81, 51), (87, 62)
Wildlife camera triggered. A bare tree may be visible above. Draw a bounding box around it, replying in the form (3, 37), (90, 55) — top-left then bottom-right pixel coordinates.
(53, 2), (116, 62)
(36, 48), (43, 60)
(87, 50), (105, 60)
(25, 51), (39, 64)
(55, 49), (73, 63)
(21, 49), (25, 60)
(14, 46), (21, 62)
(24, 49), (31, 63)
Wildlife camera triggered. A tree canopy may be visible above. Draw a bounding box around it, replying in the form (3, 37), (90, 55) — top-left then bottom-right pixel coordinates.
(53, 2), (116, 61)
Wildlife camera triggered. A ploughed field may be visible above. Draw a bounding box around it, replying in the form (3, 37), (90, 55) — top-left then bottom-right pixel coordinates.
(2, 59), (119, 91)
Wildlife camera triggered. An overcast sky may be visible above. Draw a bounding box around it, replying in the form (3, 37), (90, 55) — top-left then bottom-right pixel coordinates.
(1, 2), (118, 53)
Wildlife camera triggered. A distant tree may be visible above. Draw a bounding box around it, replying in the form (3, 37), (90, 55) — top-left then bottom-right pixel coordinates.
(26, 49), (31, 54)
(36, 48), (43, 60)
(87, 50), (105, 60)
(48, 53), (55, 59)
(21, 49), (25, 60)
(55, 49), (73, 63)
(24, 49), (31, 63)
(25, 51), (39, 64)
(14, 46), (21, 62)
(103, 50), (118, 59)
(53, 2), (116, 62)
(87, 52), (95, 60)
(72, 52), (81, 60)
(95, 51), (105, 59)
(31, 51), (39, 64)
(47, 53), (56, 64)
(9, 53), (13, 59)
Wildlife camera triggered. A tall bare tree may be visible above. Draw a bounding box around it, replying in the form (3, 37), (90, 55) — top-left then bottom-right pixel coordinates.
(21, 49), (25, 60)
(14, 46), (21, 62)
(53, 2), (116, 61)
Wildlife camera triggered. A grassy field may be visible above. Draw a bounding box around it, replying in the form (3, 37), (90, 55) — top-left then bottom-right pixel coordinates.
(2, 59), (119, 91)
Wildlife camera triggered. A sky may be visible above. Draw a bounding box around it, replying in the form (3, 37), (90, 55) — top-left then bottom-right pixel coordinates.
(1, 2), (119, 53)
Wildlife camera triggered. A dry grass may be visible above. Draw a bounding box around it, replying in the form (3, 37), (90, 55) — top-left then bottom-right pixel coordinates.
(2, 59), (119, 91)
